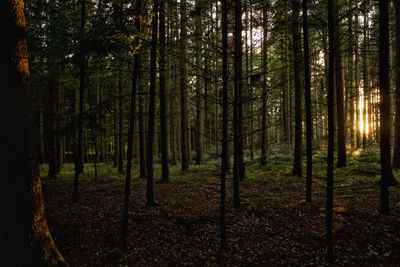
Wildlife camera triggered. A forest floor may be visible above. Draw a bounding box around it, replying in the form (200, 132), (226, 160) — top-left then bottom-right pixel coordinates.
(41, 145), (400, 266)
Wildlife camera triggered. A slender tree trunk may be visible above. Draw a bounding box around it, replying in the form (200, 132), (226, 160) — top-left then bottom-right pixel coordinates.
(72, 0), (86, 202)
(146, 0), (159, 206)
(122, 0), (141, 238)
(220, 0), (228, 250)
(291, 0), (303, 176)
(159, 0), (170, 183)
(355, 13), (361, 148)
(333, 0), (347, 167)
(1, 0), (67, 263)
(379, 0), (398, 215)
(180, 0), (189, 171)
(260, 1), (268, 167)
(348, 11), (355, 148)
(113, 79), (120, 168)
(393, 0), (400, 168)
(118, 71), (124, 174)
(362, 3), (368, 149)
(47, 57), (58, 179)
(326, 0), (335, 261)
(195, 0), (204, 165)
(302, 0), (312, 202)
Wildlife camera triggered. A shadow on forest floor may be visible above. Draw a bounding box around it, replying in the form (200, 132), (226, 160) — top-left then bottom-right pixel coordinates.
(41, 146), (400, 266)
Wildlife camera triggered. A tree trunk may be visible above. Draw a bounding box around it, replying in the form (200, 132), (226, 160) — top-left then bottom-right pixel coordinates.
(393, 0), (400, 168)
(333, 0), (347, 167)
(362, 3), (368, 149)
(118, 71), (124, 174)
(378, 0), (398, 215)
(159, 0), (170, 183)
(326, 0), (335, 261)
(122, 0), (141, 238)
(1, 0), (67, 263)
(180, 0), (189, 171)
(302, 0), (312, 202)
(220, 0), (228, 250)
(260, 1), (268, 167)
(146, 0), (159, 206)
(355, 13), (361, 148)
(291, 0), (303, 176)
(195, 0), (204, 165)
(72, 0), (86, 202)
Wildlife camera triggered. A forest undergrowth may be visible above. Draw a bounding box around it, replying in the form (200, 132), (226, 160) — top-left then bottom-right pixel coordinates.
(41, 146), (400, 266)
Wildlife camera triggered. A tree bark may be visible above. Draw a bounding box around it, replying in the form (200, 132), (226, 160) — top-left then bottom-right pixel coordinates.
(333, 0), (347, 167)
(1, 0), (67, 263)
(393, 0), (400, 168)
(146, 0), (159, 206)
(291, 0), (303, 176)
(378, 0), (398, 215)
(302, 0), (312, 202)
(180, 0), (189, 171)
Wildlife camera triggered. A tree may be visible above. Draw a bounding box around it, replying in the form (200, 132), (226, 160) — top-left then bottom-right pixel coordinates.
(72, 0), (86, 202)
(1, 0), (66, 263)
(146, 0), (159, 206)
(333, 0), (347, 167)
(260, 1), (269, 167)
(122, 0), (142, 238)
(378, 0), (397, 214)
(326, 0), (335, 261)
(159, 0), (170, 183)
(180, 0), (190, 171)
(195, 0), (205, 165)
(220, 0), (228, 250)
(393, 0), (400, 169)
(302, 0), (312, 201)
(233, 0), (244, 207)
(291, 0), (303, 176)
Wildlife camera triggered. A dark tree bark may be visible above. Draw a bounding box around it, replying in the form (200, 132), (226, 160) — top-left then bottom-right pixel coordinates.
(72, 0), (86, 202)
(233, 0), (244, 207)
(195, 0), (204, 165)
(362, 2), (368, 149)
(220, 0), (228, 250)
(121, 0), (141, 238)
(333, 0), (346, 167)
(118, 71), (124, 174)
(113, 79), (120, 168)
(260, 1), (268, 167)
(180, 0), (189, 171)
(393, 0), (400, 168)
(291, 0), (303, 176)
(159, 0), (170, 183)
(378, 0), (398, 215)
(355, 13), (361, 148)
(302, 0), (312, 202)
(326, 0), (335, 261)
(47, 57), (58, 179)
(146, 0), (159, 206)
(138, 67), (147, 178)
(1, 0), (67, 263)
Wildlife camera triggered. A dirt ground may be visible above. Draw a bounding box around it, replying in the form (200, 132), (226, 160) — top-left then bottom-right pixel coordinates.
(42, 163), (400, 266)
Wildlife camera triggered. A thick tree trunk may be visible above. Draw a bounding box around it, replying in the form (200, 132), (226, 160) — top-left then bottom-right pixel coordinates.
(47, 57), (58, 179)
(291, 0), (303, 176)
(393, 1), (400, 168)
(379, 0), (397, 215)
(355, 13), (361, 148)
(1, 0), (67, 263)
